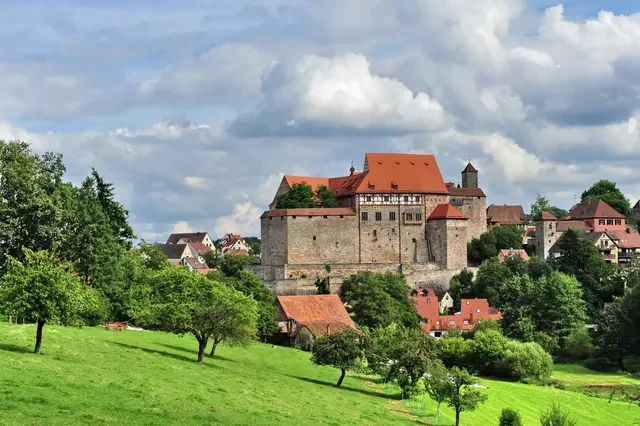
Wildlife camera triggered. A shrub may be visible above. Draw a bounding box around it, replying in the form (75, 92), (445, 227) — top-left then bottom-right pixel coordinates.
(564, 328), (592, 360)
(468, 330), (509, 375)
(438, 337), (471, 368)
(499, 407), (523, 426)
(503, 341), (553, 382)
(540, 403), (577, 426)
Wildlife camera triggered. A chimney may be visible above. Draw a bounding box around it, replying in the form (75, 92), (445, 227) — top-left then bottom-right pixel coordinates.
(469, 312), (474, 324)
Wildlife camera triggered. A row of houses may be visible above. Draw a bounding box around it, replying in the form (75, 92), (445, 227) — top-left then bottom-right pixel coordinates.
(156, 231), (252, 273)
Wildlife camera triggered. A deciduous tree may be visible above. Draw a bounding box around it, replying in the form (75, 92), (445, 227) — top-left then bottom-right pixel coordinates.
(276, 182), (316, 209)
(315, 185), (337, 208)
(445, 367), (488, 426)
(423, 360), (450, 423)
(311, 329), (363, 387)
(581, 179), (630, 218)
(530, 194), (568, 220)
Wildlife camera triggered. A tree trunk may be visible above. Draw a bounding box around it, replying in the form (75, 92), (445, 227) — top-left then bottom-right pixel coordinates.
(209, 339), (220, 357)
(336, 368), (346, 387)
(34, 320), (45, 354)
(455, 409), (460, 426)
(436, 403), (441, 424)
(197, 337), (208, 363)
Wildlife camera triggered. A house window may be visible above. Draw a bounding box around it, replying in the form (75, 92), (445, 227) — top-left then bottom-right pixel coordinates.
(415, 213), (422, 221)
(369, 184), (375, 190)
(599, 220), (605, 225)
(449, 320), (456, 326)
(366, 196), (372, 202)
(615, 219), (622, 225)
(476, 309), (481, 313)
(414, 196), (420, 202)
(426, 299), (431, 304)
(549, 224), (552, 229)
(403, 196), (409, 202)
(607, 219), (613, 225)
(436, 320), (440, 325)
(405, 213), (413, 221)
(361, 212), (368, 221)
(463, 320), (469, 325)
(384, 196), (390, 202)
(389, 212), (396, 221)
(392, 184), (398, 190)
(375, 212), (382, 221)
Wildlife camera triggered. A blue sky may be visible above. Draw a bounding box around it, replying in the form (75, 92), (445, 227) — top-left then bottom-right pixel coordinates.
(1, 0), (639, 240)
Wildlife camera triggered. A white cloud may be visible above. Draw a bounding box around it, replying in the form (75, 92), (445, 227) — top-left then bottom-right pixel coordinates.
(215, 202), (262, 237)
(184, 176), (216, 189)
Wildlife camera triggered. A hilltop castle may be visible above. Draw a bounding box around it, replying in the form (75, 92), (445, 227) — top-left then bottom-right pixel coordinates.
(254, 153), (487, 293)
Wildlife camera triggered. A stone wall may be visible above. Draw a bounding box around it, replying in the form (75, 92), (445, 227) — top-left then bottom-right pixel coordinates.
(286, 215), (359, 264)
(261, 216), (288, 265)
(451, 196), (486, 242)
(535, 219), (558, 260)
(358, 205), (402, 263)
(446, 220), (468, 269)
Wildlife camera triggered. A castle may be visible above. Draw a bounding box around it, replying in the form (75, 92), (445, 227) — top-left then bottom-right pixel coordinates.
(254, 153), (487, 293)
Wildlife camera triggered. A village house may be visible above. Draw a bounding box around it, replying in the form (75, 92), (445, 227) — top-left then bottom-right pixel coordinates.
(276, 294), (356, 347)
(181, 256), (211, 274)
(410, 289), (501, 338)
(157, 243), (198, 263)
(219, 233), (251, 256)
(613, 229), (640, 265)
(497, 248), (529, 262)
(256, 153), (488, 291)
(549, 231), (619, 264)
(166, 232), (216, 250)
(486, 205), (527, 230)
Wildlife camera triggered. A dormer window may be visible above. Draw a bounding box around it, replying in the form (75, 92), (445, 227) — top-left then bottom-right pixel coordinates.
(369, 184), (375, 190)
(392, 182), (398, 190)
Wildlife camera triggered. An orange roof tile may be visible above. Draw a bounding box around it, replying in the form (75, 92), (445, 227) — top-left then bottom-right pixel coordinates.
(262, 208), (356, 218)
(448, 187), (486, 197)
(284, 176), (330, 191)
(536, 211), (558, 221)
(428, 204), (468, 220)
(190, 242), (212, 254)
(610, 230), (640, 249)
(277, 295), (356, 337)
(498, 249), (529, 262)
(567, 199), (625, 220)
(556, 220), (591, 232)
(356, 153), (448, 194)
(487, 205), (526, 224)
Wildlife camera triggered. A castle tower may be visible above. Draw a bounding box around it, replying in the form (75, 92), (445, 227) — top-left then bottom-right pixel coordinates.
(426, 204), (469, 269)
(461, 162), (478, 189)
(535, 211), (558, 260)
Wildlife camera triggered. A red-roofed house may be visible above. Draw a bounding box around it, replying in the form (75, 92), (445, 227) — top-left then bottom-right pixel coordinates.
(276, 295), (357, 347)
(498, 249), (529, 262)
(166, 232), (215, 249)
(218, 233), (251, 256)
(486, 205), (527, 229)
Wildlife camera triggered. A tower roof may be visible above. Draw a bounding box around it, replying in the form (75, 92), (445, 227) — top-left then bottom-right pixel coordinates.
(428, 204), (468, 220)
(462, 162), (477, 173)
(535, 211), (558, 221)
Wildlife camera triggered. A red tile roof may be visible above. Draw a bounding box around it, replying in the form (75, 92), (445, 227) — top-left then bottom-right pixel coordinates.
(556, 220), (591, 232)
(428, 204), (468, 220)
(498, 249), (530, 262)
(610, 230), (640, 249)
(166, 232), (210, 244)
(487, 205), (526, 224)
(536, 211), (558, 221)
(284, 176), (331, 191)
(261, 208), (356, 218)
(190, 242), (212, 255)
(448, 187), (486, 197)
(182, 257), (211, 274)
(410, 292), (440, 319)
(567, 199), (625, 220)
(277, 295), (356, 337)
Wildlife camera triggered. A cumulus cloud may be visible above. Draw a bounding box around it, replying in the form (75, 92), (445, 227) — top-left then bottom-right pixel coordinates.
(215, 202), (262, 237)
(229, 53), (447, 136)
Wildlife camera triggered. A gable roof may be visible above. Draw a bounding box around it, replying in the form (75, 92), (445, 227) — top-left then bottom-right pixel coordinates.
(428, 204), (468, 220)
(487, 205), (526, 224)
(611, 230), (640, 248)
(556, 220), (591, 232)
(166, 232), (210, 244)
(536, 211), (558, 221)
(190, 242), (212, 255)
(550, 231), (618, 253)
(566, 199), (625, 220)
(157, 243), (188, 259)
(410, 292), (440, 319)
(357, 153), (448, 194)
(182, 257), (211, 274)
(448, 187), (486, 197)
(277, 295), (356, 337)
(498, 249), (530, 262)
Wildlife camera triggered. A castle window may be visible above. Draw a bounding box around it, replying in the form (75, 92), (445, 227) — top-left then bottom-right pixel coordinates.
(335, 242), (339, 247)
(415, 213), (422, 221)
(340, 215), (344, 218)
(269, 217), (272, 220)
(389, 212), (396, 221)
(375, 212), (382, 221)
(405, 213), (413, 221)
(607, 219), (613, 225)
(615, 219), (622, 225)
(403, 196), (409, 202)
(292, 216), (296, 219)
(323, 215), (328, 219)
(391, 228), (396, 233)
(366, 196), (372, 202)
(308, 216), (313, 218)
(412, 238), (416, 243)
(392, 184), (398, 190)
(361, 212), (368, 221)
(549, 224), (553, 229)
(384, 195), (389, 202)
(313, 236), (316, 241)
(373, 230), (377, 237)
(599, 220), (605, 225)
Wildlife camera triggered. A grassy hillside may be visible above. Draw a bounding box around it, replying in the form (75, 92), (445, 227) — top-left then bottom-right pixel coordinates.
(1, 323), (639, 425)
(0, 323), (412, 425)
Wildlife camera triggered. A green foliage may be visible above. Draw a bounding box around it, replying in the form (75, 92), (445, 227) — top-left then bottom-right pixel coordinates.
(311, 329), (363, 387)
(438, 336), (472, 369)
(203, 249), (222, 269)
(468, 225), (523, 264)
(449, 268), (475, 307)
(225, 271), (279, 340)
(276, 182), (316, 209)
(581, 179), (631, 218)
(243, 237), (261, 256)
(499, 408), (523, 426)
(503, 341), (553, 382)
(445, 366), (488, 426)
(540, 403), (577, 426)
(0, 248), (101, 352)
(527, 256), (552, 280)
(475, 258), (512, 304)
(138, 267), (258, 363)
(220, 254), (252, 277)
(315, 185), (337, 208)
(468, 330), (509, 375)
(315, 264), (332, 294)
(530, 194), (568, 220)
(423, 359), (450, 424)
(563, 328), (593, 361)
(341, 271), (419, 329)
(138, 242), (169, 270)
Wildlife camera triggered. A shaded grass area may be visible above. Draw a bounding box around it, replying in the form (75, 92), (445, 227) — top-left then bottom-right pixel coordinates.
(401, 365), (640, 425)
(0, 323), (412, 426)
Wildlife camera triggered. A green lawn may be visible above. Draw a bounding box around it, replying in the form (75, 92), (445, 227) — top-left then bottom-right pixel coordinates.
(0, 323), (413, 425)
(2, 323), (639, 426)
(402, 365), (640, 425)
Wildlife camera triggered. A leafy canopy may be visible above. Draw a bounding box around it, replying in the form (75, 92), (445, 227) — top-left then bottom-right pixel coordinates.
(530, 194), (568, 220)
(275, 182), (338, 209)
(311, 329), (363, 386)
(467, 224), (523, 264)
(581, 179), (630, 218)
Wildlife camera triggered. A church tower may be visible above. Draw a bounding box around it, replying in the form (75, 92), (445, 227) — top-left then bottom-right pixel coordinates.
(461, 162), (478, 189)
(535, 211), (558, 260)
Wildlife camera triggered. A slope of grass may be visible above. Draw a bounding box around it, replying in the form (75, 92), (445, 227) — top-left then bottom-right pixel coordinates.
(402, 366), (640, 425)
(0, 323), (413, 425)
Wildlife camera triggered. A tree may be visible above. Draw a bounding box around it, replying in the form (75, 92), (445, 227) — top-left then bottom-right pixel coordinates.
(315, 185), (337, 208)
(138, 267), (258, 363)
(540, 404), (577, 426)
(499, 408), (523, 426)
(449, 269), (475, 307)
(468, 225), (523, 264)
(243, 237), (261, 256)
(530, 194), (568, 220)
(225, 271), (279, 341)
(341, 271), (419, 329)
(0, 248), (100, 353)
(581, 179), (630, 218)
(503, 341), (553, 382)
(423, 360), (450, 424)
(138, 242), (169, 270)
(315, 264), (332, 295)
(527, 256), (552, 280)
(445, 367), (488, 426)
(468, 329), (509, 375)
(474, 258), (512, 304)
(90, 169), (134, 246)
(276, 182), (316, 209)
(203, 249), (222, 269)
(219, 254), (252, 277)
(311, 329), (363, 387)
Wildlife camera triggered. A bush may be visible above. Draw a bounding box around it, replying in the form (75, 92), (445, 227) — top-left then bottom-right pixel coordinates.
(438, 337), (471, 368)
(564, 328), (592, 360)
(503, 341), (553, 382)
(468, 330), (509, 375)
(499, 407), (523, 426)
(540, 404), (577, 426)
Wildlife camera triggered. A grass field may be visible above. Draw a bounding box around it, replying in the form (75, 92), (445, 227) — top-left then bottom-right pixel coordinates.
(1, 323), (639, 426)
